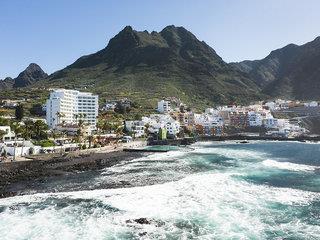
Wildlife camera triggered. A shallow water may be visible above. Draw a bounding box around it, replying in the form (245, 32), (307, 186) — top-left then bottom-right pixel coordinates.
(1, 141), (319, 239)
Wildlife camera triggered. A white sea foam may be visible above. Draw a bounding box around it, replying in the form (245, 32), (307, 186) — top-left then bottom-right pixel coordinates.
(1, 171), (319, 239)
(262, 159), (317, 172)
(193, 146), (268, 162)
(1, 143), (320, 239)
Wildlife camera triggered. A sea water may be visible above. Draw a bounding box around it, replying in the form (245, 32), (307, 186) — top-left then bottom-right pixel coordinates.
(0, 141), (319, 239)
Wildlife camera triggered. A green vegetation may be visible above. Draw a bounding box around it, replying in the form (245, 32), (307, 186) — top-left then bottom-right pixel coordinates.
(15, 104), (24, 121)
(33, 139), (55, 147)
(29, 104), (45, 116)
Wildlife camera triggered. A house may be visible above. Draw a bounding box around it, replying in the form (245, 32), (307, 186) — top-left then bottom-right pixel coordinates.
(304, 101), (318, 107)
(0, 140), (42, 157)
(124, 120), (145, 138)
(264, 101), (277, 111)
(263, 117), (278, 129)
(247, 111), (262, 127)
(104, 100), (117, 111)
(142, 114), (180, 137)
(0, 126), (16, 141)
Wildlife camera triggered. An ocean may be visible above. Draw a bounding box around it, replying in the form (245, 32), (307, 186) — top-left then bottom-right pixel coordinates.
(0, 141), (319, 239)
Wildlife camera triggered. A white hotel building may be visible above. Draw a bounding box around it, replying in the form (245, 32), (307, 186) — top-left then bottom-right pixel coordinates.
(46, 89), (98, 130)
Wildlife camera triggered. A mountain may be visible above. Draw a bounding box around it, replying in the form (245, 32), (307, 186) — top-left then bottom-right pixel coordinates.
(0, 63), (48, 90)
(13, 63), (48, 88)
(44, 25), (262, 107)
(231, 37), (320, 99)
(0, 77), (14, 89)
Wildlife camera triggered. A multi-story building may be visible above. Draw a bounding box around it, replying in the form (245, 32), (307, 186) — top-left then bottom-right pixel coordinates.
(157, 100), (171, 113)
(46, 89), (98, 131)
(230, 111), (248, 129)
(247, 111), (262, 127)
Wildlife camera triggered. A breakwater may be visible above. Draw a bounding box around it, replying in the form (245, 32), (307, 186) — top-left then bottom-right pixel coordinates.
(148, 135), (320, 146)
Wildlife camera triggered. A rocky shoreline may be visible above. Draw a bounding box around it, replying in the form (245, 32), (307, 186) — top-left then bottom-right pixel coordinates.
(0, 150), (146, 198)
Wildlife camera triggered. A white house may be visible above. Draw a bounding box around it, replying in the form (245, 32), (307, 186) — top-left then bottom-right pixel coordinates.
(264, 101), (277, 111)
(304, 101), (318, 107)
(157, 100), (171, 113)
(46, 89), (98, 131)
(247, 112), (262, 127)
(142, 114), (180, 137)
(125, 120), (145, 138)
(0, 126), (16, 142)
(103, 100), (117, 111)
(0, 140), (41, 157)
(165, 121), (180, 136)
(263, 117), (278, 129)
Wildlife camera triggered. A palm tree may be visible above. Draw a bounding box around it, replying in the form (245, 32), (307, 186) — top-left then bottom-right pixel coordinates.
(74, 114), (79, 124)
(87, 135), (94, 148)
(56, 112), (65, 126)
(33, 120), (48, 140)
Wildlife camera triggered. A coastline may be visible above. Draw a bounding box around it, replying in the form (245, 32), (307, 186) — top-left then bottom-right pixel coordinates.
(1, 136), (318, 199)
(0, 141), (147, 199)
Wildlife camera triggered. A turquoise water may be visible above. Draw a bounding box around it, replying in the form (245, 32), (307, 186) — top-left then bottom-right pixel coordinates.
(0, 141), (319, 239)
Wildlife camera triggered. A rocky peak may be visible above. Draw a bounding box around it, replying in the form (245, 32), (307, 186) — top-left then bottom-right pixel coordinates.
(13, 63), (48, 88)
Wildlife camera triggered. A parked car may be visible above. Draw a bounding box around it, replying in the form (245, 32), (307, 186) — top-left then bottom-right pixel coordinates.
(122, 136), (133, 143)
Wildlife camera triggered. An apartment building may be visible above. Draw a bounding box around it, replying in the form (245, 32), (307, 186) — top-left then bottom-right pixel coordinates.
(157, 100), (171, 113)
(46, 89), (98, 130)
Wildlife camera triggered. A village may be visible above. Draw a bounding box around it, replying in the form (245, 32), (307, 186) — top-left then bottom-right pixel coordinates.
(0, 88), (318, 162)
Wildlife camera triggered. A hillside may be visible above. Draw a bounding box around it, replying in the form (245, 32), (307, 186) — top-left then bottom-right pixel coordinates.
(40, 25), (262, 108)
(232, 37), (320, 99)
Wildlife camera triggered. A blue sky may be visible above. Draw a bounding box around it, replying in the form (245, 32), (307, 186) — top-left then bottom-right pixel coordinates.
(1, 0), (320, 79)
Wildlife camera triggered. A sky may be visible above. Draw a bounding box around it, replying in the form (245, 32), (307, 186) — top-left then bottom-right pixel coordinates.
(0, 0), (320, 79)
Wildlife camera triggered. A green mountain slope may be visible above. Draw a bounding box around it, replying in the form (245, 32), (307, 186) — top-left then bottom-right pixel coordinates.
(232, 37), (320, 99)
(42, 25), (262, 108)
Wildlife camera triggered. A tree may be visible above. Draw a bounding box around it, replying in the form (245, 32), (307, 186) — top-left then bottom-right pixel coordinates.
(134, 113), (142, 120)
(0, 117), (10, 126)
(29, 104), (45, 116)
(0, 130), (6, 142)
(15, 104), (24, 121)
(21, 121), (33, 140)
(114, 102), (131, 114)
(33, 120), (49, 140)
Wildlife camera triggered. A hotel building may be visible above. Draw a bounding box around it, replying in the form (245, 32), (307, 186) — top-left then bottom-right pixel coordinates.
(46, 89), (98, 130)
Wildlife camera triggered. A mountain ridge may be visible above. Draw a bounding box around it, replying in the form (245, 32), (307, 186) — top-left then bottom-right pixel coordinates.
(0, 63), (47, 89)
(231, 36), (320, 99)
(45, 25), (262, 107)
(3, 26), (320, 106)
